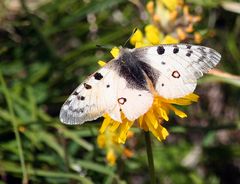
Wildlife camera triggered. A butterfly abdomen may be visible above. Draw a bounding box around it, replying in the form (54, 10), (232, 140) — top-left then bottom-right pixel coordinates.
(117, 49), (159, 91)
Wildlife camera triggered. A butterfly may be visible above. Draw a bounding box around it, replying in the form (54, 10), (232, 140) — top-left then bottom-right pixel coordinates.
(59, 44), (221, 125)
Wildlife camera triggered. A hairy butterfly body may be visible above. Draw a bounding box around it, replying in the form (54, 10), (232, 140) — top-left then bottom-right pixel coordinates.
(60, 44), (221, 125)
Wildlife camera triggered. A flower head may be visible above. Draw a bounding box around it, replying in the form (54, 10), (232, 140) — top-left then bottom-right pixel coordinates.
(143, 0), (203, 44)
(97, 127), (134, 165)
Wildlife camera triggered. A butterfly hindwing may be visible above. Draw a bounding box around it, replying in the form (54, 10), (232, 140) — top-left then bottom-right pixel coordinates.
(133, 44), (221, 99)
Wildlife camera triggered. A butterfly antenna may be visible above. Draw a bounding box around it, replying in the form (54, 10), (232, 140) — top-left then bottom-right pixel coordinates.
(96, 44), (112, 51)
(123, 28), (138, 48)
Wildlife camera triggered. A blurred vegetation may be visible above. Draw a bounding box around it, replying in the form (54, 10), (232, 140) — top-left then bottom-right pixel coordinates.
(0, 0), (239, 184)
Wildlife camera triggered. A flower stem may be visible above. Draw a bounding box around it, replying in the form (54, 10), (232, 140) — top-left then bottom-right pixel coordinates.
(144, 131), (156, 184)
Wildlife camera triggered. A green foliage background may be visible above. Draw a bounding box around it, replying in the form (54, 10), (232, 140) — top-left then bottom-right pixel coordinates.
(0, 0), (239, 183)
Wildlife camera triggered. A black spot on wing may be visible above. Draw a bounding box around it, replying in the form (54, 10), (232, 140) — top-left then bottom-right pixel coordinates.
(84, 83), (92, 89)
(118, 97), (127, 105)
(79, 96), (85, 100)
(172, 71), (180, 78)
(157, 46), (165, 55)
(73, 91), (78, 95)
(173, 47), (179, 54)
(186, 50), (193, 57)
(65, 100), (71, 105)
(94, 72), (103, 80)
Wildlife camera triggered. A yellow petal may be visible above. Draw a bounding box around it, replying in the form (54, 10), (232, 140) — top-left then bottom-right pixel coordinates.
(160, 127), (169, 139)
(135, 41), (153, 48)
(98, 60), (106, 67)
(157, 93), (199, 105)
(99, 115), (112, 133)
(110, 121), (121, 132)
(169, 105), (187, 118)
(153, 98), (170, 121)
(146, 32), (161, 45)
(145, 24), (161, 45)
(130, 29), (143, 46)
(145, 24), (159, 34)
(145, 111), (159, 129)
(145, 120), (168, 141)
(162, 0), (179, 11)
(110, 47), (120, 58)
(97, 134), (106, 148)
(138, 115), (144, 127)
(169, 10), (178, 21)
(118, 120), (134, 144)
(106, 149), (116, 166)
(146, 1), (154, 14)
(127, 131), (134, 138)
(184, 93), (199, 102)
(123, 148), (134, 158)
(159, 107), (169, 121)
(135, 42), (143, 48)
(161, 35), (179, 44)
(177, 27), (187, 41)
(185, 24), (194, 33)
(138, 116), (149, 131)
(194, 32), (203, 44)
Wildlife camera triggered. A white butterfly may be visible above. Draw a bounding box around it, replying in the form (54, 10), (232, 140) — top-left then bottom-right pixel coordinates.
(59, 44), (221, 125)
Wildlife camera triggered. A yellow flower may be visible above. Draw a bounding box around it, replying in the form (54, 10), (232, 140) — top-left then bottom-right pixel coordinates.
(110, 47), (120, 58)
(97, 134), (106, 148)
(146, 0), (203, 44)
(161, 0), (181, 12)
(131, 24), (179, 47)
(97, 125), (134, 165)
(99, 90), (198, 144)
(98, 60), (106, 67)
(145, 24), (162, 45)
(177, 27), (187, 41)
(161, 35), (179, 44)
(130, 29), (143, 46)
(106, 149), (116, 166)
(194, 32), (203, 44)
(146, 1), (155, 15)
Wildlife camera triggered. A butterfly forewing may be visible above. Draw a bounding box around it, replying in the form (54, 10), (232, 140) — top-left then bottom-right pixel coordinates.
(133, 44), (221, 99)
(60, 66), (118, 125)
(60, 60), (154, 125)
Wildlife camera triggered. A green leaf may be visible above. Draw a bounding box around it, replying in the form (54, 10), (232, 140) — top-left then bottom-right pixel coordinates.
(57, 125), (94, 151)
(1, 161), (93, 184)
(74, 160), (115, 175)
